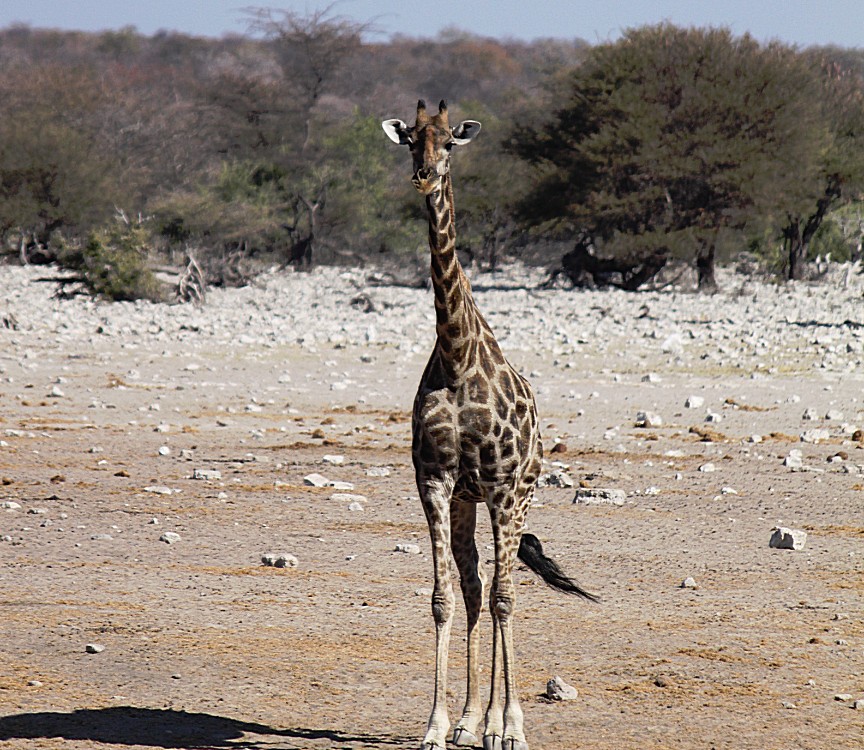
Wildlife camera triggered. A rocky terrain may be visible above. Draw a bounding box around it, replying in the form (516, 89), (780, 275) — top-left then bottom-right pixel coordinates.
(0, 261), (862, 749)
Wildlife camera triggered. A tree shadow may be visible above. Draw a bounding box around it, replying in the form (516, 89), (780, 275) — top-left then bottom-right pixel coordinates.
(0, 706), (411, 749)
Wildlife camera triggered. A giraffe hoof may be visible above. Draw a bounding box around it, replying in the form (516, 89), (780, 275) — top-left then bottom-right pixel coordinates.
(452, 727), (479, 746)
(483, 735), (502, 750)
(503, 739), (529, 750)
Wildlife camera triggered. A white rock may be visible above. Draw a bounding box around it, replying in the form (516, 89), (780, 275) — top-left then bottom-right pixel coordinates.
(366, 466), (391, 477)
(802, 407), (819, 420)
(537, 470), (574, 488)
(261, 552), (298, 568)
(303, 473), (330, 487)
(705, 412), (722, 423)
(330, 481), (355, 490)
(635, 410), (663, 428)
(330, 492), (368, 504)
(159, 531), (182, 544)
(1, 501), (22, 511)
(685, 396), (704, 409)
(144, 486), (175, 495)
(395, 543), (421, 554)
(698, 462), (716, 473)
(157, 445), (171, 456)
(783, 450), (804, 469)
(681, 577), (698, 589)
(546, 675), (579, 701)
(769, 527), (807, 550)
(641, 373), (661, 383)
(800, 428), (830, 444)
(825, 409), (844, 420)
(192, 469), (222, 480)
(322, 454), (344, 465)
(85, 643), (105, 654)
(573, 488), (626, 505)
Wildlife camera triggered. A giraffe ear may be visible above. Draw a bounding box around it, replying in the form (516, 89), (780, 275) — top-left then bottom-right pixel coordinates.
(451, 120), (481, 145)
(382, 119), (411, 145)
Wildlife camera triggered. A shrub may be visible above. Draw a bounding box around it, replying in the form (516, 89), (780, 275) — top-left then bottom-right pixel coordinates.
(59, 223), (163, 302)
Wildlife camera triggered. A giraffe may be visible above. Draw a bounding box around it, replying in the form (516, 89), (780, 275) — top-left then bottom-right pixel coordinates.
(383, 99), (596, 750)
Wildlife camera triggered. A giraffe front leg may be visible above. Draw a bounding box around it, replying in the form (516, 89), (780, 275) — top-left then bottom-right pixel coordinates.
(419, 482), (455, 750)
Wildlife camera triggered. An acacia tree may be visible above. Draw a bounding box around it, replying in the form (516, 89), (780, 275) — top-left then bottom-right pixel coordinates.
(511, 24), (830, 290)
(780, 54), (864, 279)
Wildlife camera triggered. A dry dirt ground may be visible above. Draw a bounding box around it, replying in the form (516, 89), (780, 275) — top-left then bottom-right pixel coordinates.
(1, 274), (863, 750)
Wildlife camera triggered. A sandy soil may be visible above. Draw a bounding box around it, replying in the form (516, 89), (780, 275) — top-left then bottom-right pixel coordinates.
(0, 264), (862, 750)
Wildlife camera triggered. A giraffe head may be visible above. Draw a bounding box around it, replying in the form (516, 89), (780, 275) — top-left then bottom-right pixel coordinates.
(382, 99), (481, 195)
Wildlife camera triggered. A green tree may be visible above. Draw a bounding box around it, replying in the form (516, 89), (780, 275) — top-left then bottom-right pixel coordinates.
(512, 25), (831, 289)
(779, 53), (864, 279)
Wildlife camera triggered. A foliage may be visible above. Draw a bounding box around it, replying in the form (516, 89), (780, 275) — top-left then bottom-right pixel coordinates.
(58, 222), (162, 302)
(512, 25), (841, 287)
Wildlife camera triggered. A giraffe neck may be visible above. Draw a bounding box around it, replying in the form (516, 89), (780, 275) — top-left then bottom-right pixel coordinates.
(425, 173), (480, 367)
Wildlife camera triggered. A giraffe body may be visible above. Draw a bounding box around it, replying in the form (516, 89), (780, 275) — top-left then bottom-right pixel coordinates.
(383, 100), (594, 750)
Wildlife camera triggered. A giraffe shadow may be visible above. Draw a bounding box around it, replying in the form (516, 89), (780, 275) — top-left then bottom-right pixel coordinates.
(0, 706), (411, 749)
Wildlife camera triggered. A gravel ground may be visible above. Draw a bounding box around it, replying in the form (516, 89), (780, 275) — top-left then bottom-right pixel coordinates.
(0, 261), (862, 750)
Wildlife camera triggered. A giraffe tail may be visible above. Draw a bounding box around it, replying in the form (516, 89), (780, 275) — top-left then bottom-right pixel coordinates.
(518, 533), (599, 602)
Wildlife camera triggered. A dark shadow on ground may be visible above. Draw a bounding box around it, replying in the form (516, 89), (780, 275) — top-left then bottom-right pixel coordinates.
(0, 706), (410, 748)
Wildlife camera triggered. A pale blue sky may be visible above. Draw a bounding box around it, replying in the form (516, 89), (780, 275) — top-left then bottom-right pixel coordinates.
(1, 0), (861, 48)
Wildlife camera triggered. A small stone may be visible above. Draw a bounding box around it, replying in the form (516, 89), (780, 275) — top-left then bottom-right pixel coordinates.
(641, 373), (661, 383)
(330, 481), (355, 490)
(769, 527), (807, 550)
(27, 680), (43, 687)
(854, 699), (864, 710)
(546, 675), (579, 701)
(159, 531), (182, 544)
(685, 396), (704, 409)
(825, 409), (844, 420)
(329, 492), (368, 504)
(322, 454), (344, 465)
(749, 434), (763, 443)
(1, 501), (22, 511)
(144, 486), (175, 495)
(90, 534), (113, 541)
(681, 577), (698, 589)
(158, 446), (171, 456)
(802, 407), (818, 420)
(348, 502), (364, 511)
(705, 412), (722, 423)
(800, 428), (831, 444)
(262, 552), (298, 568)
(303, 473), (330, 487)
(366, 466), (391, 477)
(395, 543), (421, 554)
(85, 643), (105, 654)
(635, 410), (663, 428)
(414, 587), (433, 597)
(781, 701), (797, 710)
(538, 470), (574, 488)
(834, 693), (853, 702)
(49, 385), (65, 398)
(192, 468), (222, 480)
(698, 462), (716, 473)
(573, 488), (626, 505)
(783, 450), (804, 469)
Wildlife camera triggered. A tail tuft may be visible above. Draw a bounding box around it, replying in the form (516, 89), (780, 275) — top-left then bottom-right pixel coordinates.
(517, 532), (599, 602)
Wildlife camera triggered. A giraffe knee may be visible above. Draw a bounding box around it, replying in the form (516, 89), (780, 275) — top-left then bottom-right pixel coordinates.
(431, 589), (455, 624)
(490, 588), (515, 620)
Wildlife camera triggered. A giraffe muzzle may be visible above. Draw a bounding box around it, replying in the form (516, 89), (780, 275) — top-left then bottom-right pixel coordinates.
(412, 167), (441, 195)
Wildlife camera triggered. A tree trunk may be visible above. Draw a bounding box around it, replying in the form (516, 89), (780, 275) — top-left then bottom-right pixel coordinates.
(696, 244), (718, 293)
